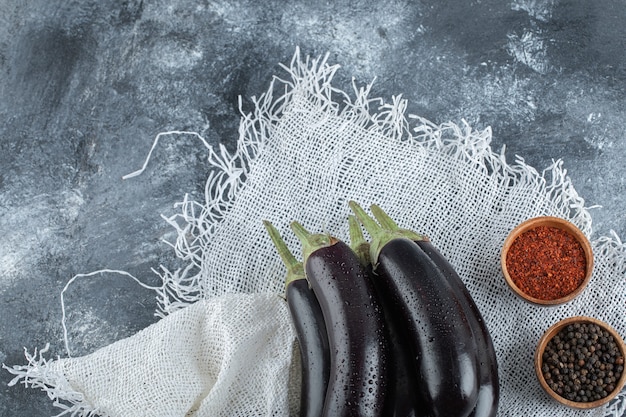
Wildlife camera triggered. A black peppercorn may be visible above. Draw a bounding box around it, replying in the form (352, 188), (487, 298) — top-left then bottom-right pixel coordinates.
(541, 322), (624, 403)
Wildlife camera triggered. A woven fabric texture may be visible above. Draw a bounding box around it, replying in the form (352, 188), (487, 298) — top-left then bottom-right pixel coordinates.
(7, 293), (299, 417)
(6, 50), (626, 417)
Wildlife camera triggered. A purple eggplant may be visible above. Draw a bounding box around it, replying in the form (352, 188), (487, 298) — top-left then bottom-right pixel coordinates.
(291, 221), (390, 417)
(415, 241), (499, 417)
(368, 205), (500, 417)
(264, 221), (330, 417)
(350, 201), (480, 417)
(348, 215), (426, 417)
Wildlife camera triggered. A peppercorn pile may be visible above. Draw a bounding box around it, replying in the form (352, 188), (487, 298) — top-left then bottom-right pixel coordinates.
(541, 322), (625, 403)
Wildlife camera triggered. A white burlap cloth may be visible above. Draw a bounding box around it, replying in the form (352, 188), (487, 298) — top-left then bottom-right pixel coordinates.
(5, 49), (626, 417)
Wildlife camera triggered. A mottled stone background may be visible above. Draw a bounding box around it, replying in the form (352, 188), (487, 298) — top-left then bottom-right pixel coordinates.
(1, 0), (624, 415)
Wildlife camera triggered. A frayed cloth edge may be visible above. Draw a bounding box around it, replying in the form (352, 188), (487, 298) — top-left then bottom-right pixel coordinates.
(3, 345), (105, 417)
(149, 48), (601, 315)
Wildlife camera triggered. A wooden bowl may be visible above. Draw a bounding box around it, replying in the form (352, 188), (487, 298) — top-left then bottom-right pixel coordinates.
(535, 316), (626, 409)
(501, 216), (593, 306)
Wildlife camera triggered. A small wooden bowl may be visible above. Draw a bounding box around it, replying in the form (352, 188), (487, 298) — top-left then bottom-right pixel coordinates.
(535, 316), (626, 409)
(501, 216), (593, 306)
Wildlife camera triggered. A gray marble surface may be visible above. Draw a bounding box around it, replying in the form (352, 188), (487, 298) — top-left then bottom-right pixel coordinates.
(1, 1), (624, 416)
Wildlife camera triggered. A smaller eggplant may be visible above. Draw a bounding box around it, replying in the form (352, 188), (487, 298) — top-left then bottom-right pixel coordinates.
(291, 221), (390, 417)
(263, 221), (330, 417)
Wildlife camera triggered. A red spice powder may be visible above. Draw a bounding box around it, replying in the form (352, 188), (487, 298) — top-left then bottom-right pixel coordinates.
(506, 225), (587, 300)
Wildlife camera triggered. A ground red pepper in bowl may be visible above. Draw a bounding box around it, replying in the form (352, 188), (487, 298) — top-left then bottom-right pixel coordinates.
(501, 217), (594, 306)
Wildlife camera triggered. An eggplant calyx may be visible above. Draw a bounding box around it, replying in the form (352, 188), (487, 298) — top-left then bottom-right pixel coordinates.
(263, 220), (305, 287)
(290, 221), (337, 264)
(348, 214), (370, 266)
(348, 201), (428, 266)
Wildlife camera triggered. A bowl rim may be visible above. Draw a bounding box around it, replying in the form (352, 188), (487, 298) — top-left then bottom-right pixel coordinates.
(500, 216), (594, 306)
(534, 316), (626, 409)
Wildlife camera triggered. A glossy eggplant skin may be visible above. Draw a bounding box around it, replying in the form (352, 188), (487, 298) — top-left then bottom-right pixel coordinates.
(375, 238), (480, 417)
(286, 278), (331, 417)
(305, 240), (390, 417)
(373, 281), (427, 417)
(416, 241), (499, 417)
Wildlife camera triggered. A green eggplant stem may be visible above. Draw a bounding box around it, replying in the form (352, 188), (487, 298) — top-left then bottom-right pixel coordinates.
(263, 220), (305, 287)
(369, 204), (400, 231)
(289, 221), (334, 263)
(348, 214), (370, 266)
(348, 200), (428, 265)
(348, 200), (382, 236)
